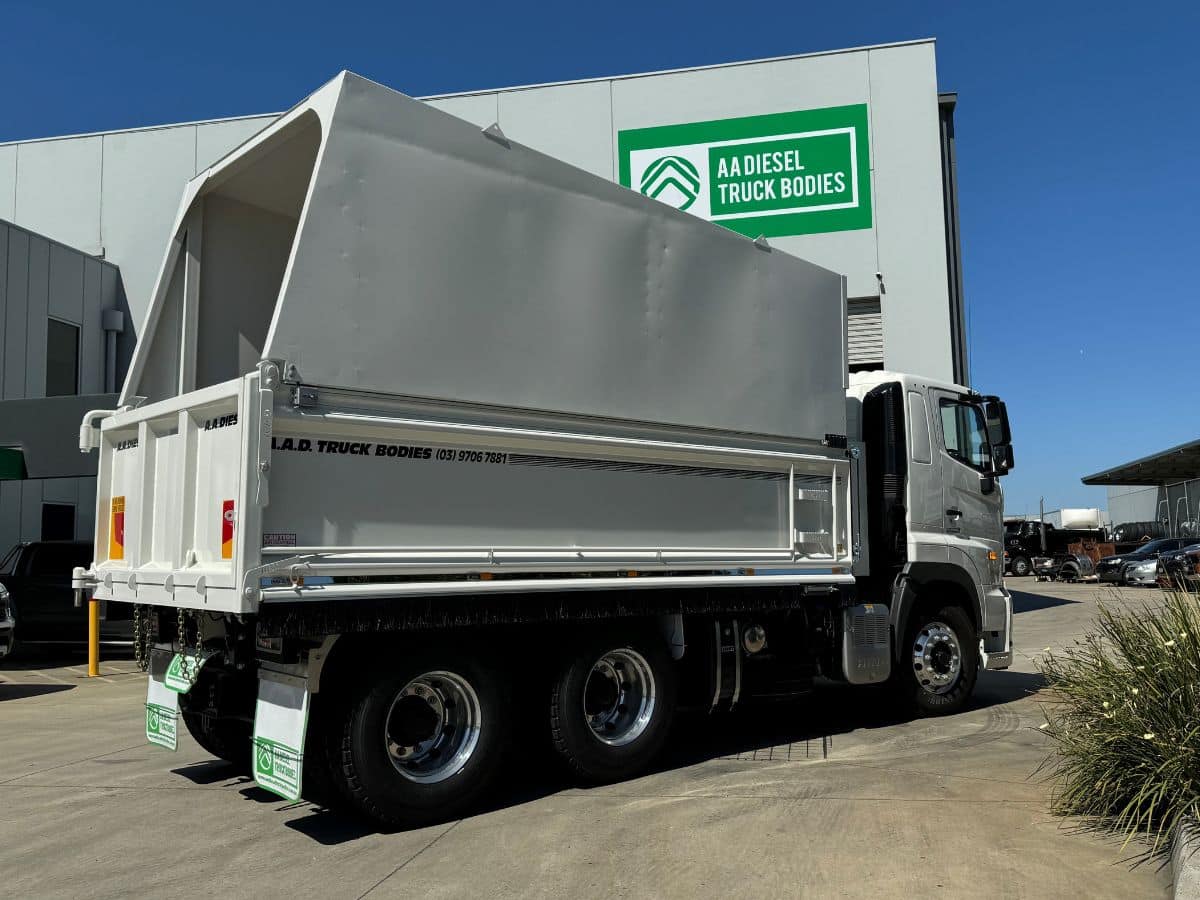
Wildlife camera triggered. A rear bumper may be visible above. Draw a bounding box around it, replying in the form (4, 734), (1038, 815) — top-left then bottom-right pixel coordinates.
(0, 618), (13, 658)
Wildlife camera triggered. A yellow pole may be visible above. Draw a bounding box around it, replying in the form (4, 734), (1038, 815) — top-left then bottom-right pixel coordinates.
(88, 598), (100, 677)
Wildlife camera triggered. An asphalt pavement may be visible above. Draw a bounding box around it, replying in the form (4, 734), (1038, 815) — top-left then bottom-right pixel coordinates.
(0, 581), (1173, 898)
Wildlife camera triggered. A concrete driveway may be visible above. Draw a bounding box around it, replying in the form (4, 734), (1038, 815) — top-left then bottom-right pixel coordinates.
(0, 581), (1171, 898)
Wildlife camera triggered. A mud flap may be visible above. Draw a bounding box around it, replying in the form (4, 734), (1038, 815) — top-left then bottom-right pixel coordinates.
(252, 675), (310, 801)
(145, 675), (179, 751)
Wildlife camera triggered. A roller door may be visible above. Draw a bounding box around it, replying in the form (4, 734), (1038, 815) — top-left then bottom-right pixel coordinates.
(847, 297), (883, 368)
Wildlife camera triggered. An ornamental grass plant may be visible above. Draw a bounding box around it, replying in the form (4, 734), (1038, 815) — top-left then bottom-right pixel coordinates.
(1038, 585), (1200, 858)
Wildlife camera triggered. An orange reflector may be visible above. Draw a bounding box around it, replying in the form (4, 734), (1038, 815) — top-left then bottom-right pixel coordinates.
(221, 500), (234, 559)
(479, 572), (494, 581)
(109, 496), (125, 560)
(745, 568), (755, 576)
(626, 571), (639, 578)
(988, 550), (999, 561)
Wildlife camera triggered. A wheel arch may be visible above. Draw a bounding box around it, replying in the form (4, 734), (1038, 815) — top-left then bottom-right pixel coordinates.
(890, 563), (981, 664)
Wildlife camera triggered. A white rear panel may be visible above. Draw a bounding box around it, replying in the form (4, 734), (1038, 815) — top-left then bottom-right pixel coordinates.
(92, 378), (254, 611)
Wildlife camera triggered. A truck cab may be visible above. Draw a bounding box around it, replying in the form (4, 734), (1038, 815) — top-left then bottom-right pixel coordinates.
(848, 371), (1014, 689)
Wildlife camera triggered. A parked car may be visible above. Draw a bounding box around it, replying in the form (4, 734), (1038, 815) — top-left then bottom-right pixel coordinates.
(1033, 552), (1095, 582)
(0, 583), (13, 659)
(0, 541), (131, 656)
(1095, 538), (1197, 585)
(1157, 544), (1200, 591)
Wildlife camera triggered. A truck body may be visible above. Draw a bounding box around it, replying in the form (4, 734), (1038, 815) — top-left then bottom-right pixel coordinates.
(75, 72), (1014, 826)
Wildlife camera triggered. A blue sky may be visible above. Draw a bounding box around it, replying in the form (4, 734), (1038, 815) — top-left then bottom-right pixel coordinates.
(2, 1), (1197, 515)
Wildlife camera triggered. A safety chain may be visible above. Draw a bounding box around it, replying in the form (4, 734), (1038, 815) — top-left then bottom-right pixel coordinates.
(175, 607), (205, 688)
(192, 611), (205, 686)
(132, 604), (149, 673)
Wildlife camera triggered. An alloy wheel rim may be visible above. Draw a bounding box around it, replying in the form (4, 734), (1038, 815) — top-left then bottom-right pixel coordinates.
(912, 621), (962, 695)
(384, 670), (482, 783)
(582, 648), (656, 746)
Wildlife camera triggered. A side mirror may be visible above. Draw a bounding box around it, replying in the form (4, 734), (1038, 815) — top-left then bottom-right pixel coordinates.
(982, 397), (1014, 475)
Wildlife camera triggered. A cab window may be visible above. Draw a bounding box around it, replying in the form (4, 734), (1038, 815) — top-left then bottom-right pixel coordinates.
(939, 400), (991, 471)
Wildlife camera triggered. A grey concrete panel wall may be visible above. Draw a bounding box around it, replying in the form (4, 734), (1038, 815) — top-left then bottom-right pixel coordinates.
(14, 137), (103, 255)
(81, 258), (104, 393)
(869, 43), (953, 382)
(194, 118), (276, 172)
(0, 476), (93, 546)
(25, 234), (48, 398)
(0, 226), (6, 394)
(0, 146), (14, 220)
(48, 240), (84, 323)
(425, 94), (499, 129)
(497, 82), (614, 180)
(608, 52), (879, 301)
(100, 127), (198, 344)
(1107, 484), (1162, 525)
(76, 476), (96, 540)
(0, 482), (21, 551)
(3, 227), (30, 399)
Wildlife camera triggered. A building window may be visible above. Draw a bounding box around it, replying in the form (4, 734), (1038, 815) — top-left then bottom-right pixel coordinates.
(41, 503), (76, 541)
(46, 318), (80, 397)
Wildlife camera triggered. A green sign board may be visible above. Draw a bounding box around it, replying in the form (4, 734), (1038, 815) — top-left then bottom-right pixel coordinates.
(618, 105), (871, 238)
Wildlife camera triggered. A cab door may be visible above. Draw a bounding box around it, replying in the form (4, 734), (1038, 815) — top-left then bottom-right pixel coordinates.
(931, 393), (1003, 590)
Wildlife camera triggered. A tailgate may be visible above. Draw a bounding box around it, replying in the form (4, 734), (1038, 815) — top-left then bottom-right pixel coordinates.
(92, 378), (259, 612)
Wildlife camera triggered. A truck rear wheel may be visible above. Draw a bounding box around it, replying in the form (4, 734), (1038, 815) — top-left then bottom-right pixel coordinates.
(549, 631), (676, 783)
(901, 604), (978, 716)
(333, 652), (508, 828)
(180, 707), (252, 769)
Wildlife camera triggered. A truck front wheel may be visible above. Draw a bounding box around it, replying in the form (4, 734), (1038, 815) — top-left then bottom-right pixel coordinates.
(901, 604), (978, 716)
(333, 652), (508, 828)
(1009, 555), (1031, 577)
(549, 632), (676, 783)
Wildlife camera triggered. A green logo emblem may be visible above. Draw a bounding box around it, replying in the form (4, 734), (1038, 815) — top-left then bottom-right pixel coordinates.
(639, 155), (701, 211)
(147, 708), (160, 734)
(257, 742), (274, 775)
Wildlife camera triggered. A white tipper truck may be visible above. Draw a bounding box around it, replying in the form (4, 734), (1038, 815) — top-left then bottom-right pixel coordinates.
(74, 72), (1015, 827)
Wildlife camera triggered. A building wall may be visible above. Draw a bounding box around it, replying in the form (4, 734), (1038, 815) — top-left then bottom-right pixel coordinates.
(0, 40), (961, 386)
(0, 220), (123, 549)
(0, 115), (276, 352)
(427, 40), (957, 382)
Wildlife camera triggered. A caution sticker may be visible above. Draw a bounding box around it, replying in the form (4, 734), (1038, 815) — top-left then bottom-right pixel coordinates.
(109, 496), (125, 560)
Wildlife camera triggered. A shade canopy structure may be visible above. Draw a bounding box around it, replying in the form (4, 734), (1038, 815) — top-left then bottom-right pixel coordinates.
(1081, 439), (1200, 487)
(122, 71), (848, 447)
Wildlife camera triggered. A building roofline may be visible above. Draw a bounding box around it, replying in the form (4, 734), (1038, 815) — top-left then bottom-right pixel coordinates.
(421, 38), (936, 100)
(0, 217), (119, 269)
(0, 111), (281, 149)
(0, 39), (936, 147)
(1081, 437), (1200, 486)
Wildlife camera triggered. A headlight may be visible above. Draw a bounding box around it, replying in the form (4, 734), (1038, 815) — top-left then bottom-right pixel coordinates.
(1134, 561), (1157, 573)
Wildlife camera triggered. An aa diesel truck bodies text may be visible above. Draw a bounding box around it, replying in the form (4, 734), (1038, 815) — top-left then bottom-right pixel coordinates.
(75, 72), (1014, 826)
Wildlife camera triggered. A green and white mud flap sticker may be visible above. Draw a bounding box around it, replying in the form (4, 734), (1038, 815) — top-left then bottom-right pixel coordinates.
(252, 676), (310, 801)
(145, 675), (179, 751)
(163, 652), (212, 694)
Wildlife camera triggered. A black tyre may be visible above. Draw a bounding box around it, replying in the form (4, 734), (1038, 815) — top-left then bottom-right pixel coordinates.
(179, 665), (254, 769)
(549, 630), (676, 783)
(900, 604), (978, 716)
(1009, 555), (1031, 577)
(180, 706), (252, 769)
(333, 651), (508, 828)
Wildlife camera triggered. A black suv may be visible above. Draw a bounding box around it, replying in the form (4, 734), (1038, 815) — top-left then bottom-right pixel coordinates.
(0, 541), (131, 654)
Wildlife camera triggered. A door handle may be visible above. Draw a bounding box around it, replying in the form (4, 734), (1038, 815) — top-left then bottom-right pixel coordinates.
(946, 508), (963, 519)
